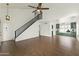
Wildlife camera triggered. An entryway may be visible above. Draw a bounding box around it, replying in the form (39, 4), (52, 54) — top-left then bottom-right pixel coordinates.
(56, 22), (76, 38)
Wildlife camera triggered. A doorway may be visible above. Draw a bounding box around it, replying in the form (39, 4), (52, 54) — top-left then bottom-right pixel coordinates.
(56, 22), (76, 38)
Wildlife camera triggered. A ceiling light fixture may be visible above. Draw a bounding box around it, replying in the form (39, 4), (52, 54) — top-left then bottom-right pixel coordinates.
(37, 9), (40, 12)
(6, 3), (10, 21)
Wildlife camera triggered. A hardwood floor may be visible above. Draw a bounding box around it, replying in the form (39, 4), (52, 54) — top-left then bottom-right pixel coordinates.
(0, 36), (79, 56)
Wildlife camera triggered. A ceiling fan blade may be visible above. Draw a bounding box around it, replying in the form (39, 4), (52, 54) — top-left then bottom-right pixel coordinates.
(28, 5), (36, 8)
(38, 3), (42, 8)
(40, 8), (49, 10)
(32, 10), (37, 13)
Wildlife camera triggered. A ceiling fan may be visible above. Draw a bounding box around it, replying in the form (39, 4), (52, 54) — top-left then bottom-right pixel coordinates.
(28, 3), (49, 14)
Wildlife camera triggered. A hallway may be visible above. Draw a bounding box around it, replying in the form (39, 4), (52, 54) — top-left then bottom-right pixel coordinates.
(0, 36), (79, 56)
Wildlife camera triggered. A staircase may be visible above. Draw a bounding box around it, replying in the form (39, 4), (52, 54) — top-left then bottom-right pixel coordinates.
(15, 14), (42, 39)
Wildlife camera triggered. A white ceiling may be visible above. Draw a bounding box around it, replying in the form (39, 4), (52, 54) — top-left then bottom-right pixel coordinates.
(1, 3), (79, 9)
(42, 3), (79, 21)
(0, 3), (37, 9)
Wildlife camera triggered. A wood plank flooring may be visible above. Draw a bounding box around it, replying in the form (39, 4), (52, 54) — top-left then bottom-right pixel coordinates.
(0, 36), (79, 56)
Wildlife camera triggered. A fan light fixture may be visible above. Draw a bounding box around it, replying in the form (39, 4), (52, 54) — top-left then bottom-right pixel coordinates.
(28, 3), (49, 15)
(6, 3), (10, 21)
(37, 10), (40, 12)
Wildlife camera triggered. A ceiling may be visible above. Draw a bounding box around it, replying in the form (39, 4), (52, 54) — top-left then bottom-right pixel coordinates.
(1, 3), (79, 21)
(42, 3), (79, 21)
(1, 3), (79, 9)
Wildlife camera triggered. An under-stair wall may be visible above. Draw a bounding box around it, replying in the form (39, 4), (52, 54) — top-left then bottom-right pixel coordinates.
(16, 20), (40, 41)
(15, 14), (42, 41)
(15, 14), (41, 38)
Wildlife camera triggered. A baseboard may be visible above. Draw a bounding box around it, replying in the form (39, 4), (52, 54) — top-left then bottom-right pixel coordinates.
(1, 35), (52, 43)
(15, 35), (39, 42)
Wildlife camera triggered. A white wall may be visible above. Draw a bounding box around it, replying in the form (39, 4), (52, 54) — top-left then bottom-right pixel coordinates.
(76, 16), (79, 40)
(40, 20), (57, 37)
(0, 4), (3, 42)
(40, 21), (51, 36)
